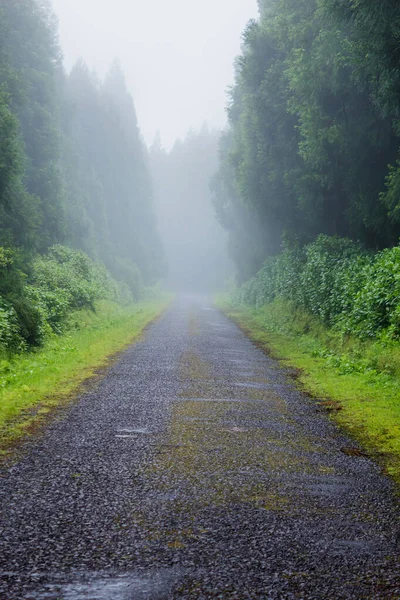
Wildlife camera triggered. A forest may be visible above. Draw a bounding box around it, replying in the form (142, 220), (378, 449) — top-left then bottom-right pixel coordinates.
(150, 127), (231, 292)
(0, 0), (163, 354)
(3, 0), (400, 351)
(1, 2), (400, 596)
(212, 0), (400, 345)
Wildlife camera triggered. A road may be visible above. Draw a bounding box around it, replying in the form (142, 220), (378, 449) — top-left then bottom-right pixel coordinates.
(0, 295), (399, 599)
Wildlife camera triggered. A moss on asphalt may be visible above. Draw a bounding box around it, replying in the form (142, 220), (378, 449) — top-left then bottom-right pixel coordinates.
(216, 297), (400, 485)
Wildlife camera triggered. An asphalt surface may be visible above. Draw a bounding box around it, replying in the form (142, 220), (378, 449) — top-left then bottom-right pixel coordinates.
(0, 295), (399, 599)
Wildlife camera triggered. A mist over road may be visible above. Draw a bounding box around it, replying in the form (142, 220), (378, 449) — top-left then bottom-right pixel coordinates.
(1, 296), (399, 599)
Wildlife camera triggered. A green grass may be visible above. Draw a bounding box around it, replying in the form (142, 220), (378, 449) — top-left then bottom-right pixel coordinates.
(0, 296), (171, 454)
(216, 295), (400, 485)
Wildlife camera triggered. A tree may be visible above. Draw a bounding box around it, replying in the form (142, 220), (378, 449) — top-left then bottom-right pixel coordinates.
(217, 0), (400, 281)
(61, 59), (164, 295)
(0, 0), (65, 251)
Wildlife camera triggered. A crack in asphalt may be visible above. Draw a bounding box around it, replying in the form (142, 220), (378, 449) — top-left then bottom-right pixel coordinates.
(0, 295), (399, 598)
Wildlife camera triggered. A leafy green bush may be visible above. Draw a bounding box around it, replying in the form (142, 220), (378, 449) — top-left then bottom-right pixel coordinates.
(233, 235), (400, 341)
(33, 246), (102, 313)
(0, 244), (134, 354)
(348, 248), (400, 339)
(298, 236), (367, 326)
(30, 245), (133, 334)
(0, 248), (45, 352)
(0, 298), (26, 353)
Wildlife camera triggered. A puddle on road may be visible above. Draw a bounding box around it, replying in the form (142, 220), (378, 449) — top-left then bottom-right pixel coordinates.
(175, 398), (269, 403)
(115, 428), (152, 438)
(30, 569), (182, 600)
(233, 381), (272, 390)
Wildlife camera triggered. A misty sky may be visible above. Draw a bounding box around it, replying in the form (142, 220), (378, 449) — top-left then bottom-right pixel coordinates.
(50, 0), (259, 149)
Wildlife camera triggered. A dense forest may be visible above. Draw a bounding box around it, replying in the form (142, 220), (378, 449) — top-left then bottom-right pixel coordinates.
(150, 127), (231, 291)
(0, 0), (163, 353)
(215, 0), (400, 268)
(3, 0), (400, 352)
(215, 0), (400, 339)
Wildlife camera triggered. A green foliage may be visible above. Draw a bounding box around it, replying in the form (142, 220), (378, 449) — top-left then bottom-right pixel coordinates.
(33, 246), (102, 312)
(0, 0), (65, 251)
(0, 1), (165, 359)
(233, 234), (400, 342)
(0, 245), (133, 354)
(30, 246), (133, 334)
(0, 248), (44, 351)
(298, 236), (366, 325)
(0, 299), (25, 354)
(348, 248), (400, 340)
(323, 0), (400, 122)
(111, 257), (144, 301)
(216, 0), (400, 283)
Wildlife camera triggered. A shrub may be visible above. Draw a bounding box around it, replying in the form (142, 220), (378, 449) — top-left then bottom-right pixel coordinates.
(0, 244), (135, 353)
(348, 247), (400, 339)
(233, 235), (400, 341)
(0, 297), (26, 354)
(30, 245), (133, 333)
(112, 257), (144, 301)
(32, 246), (101, 312)
(298, 236), (366, 325)
(0, 248), (44, 351)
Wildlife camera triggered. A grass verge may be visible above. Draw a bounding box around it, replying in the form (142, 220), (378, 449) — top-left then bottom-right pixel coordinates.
(216, 296), (400, 485)
(0, 296), (172, 456)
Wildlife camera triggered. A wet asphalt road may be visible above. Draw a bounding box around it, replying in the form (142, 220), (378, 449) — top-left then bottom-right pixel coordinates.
(0, 295), (399, 599)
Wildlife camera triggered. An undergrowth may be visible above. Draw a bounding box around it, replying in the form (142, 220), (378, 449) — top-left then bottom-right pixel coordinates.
(233, 235), (400, 343)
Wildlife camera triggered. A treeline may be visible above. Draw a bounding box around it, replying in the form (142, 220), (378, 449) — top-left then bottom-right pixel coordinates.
(63, 60), (163, 290)
(150, 127), (231, 291)
(0, 0), (163, 352)
(214, 0), (400, 283)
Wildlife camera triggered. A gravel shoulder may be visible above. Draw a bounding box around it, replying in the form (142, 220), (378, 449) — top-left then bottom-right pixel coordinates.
(0, 295), (399, 599)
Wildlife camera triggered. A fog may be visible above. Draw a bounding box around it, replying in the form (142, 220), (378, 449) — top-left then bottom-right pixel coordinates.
(51, 0), (259, 149)
(150, 127), (233, 291)
(49, 0), (258, 291)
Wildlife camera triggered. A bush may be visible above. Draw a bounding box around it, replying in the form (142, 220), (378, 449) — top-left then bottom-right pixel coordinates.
(298, 236), (366, 325)
(233, 235), (400, 341)
(0, 248), (44, 352)
(348, 247), (400, 339)
(112, 257), (144, 301)
(0, 244), (135, 353)
(30, 245), (133, 334)
(32, 246), (102, 312)
(0, 298), (26, 354)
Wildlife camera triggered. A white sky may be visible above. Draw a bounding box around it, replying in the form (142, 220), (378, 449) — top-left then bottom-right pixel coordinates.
(50, 0), (259, 149)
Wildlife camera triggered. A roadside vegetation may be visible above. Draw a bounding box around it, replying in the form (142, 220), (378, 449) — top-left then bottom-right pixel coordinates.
(0, 242), (170, 453)
(0, 296), (170, 455)
(213, 1), (400, 484)
(0, 2), (169, 453)
(217, 235), (400, 483)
